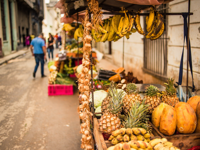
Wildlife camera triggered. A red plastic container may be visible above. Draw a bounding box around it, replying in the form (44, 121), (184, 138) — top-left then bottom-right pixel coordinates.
(48, 84), (73, 96)
(75, 59), (82, 66)
(69, 73), (76, 78)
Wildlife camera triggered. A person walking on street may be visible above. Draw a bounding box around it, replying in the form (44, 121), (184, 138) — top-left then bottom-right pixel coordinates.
(47, 33), (55, 60)
(30, 33), (47, 78)
(54, 33), (58, 49)
(25, 35), (30, 49)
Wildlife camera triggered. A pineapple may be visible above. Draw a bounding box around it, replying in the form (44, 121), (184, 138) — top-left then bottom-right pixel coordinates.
(101, 82), (124, 114)
(123, 100), (150, 130)
(99, 82), (124, 134)
(144, 85), (161, 113)
(123, 83), (142, 114)
(162, 78), (179, 107)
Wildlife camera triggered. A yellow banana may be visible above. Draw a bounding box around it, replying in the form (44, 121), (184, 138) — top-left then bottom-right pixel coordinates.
(150, 14), (165, 40)
(112, 15), (121, 33)
(146, 7), (155, 32)
(101, 21), (110, 42)
(117, 16), (124, 36)
(98, 25), (108, 34)
(74, 28), (79, 40)
(121, 12), (129, 35)
(127, 16), (134, 32)
(134, 13), (145, 35)
(108, 18), (116, 41)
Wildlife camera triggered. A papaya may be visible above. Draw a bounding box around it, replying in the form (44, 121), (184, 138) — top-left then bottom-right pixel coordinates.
(175, 102), (197, 134)
(159, 105), (176, 135)
(187, 95), (200, 113)
(152, 103), (168, 128)
(195, 101), (200, 133)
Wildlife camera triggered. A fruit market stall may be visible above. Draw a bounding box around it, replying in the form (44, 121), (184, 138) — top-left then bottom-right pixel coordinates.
(55, 0), (200, 150)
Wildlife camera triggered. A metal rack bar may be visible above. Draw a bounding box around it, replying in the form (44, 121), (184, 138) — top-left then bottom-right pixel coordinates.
(123, 36), (124, 67)
(102, 12), (193, 16)
(186, 0), (191, 100)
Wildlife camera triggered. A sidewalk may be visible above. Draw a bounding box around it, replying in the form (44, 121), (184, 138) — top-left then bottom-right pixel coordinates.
(0, 48), (29, 65)
(97, 58), (119, 71)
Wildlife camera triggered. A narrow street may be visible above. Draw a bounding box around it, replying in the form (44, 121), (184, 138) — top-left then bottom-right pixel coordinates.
(0, 50), (81, 150)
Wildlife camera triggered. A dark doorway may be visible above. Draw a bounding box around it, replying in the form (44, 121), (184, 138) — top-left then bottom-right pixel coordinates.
(26, 28), (29, 37)
(9, 0), (14, 51)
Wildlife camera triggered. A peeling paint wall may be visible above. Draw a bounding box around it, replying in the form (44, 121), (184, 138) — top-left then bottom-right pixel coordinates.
(168, 0), (200, 90)
(97, 0), (200, 91)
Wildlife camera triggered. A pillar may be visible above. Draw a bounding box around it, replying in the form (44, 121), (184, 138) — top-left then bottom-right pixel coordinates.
(10, 0), (18, 51)
(2, 0), (12, 55)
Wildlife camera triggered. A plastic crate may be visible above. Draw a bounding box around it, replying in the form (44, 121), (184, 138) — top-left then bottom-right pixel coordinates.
(69, 73), (76, 78)
(48, 84), (73, 96)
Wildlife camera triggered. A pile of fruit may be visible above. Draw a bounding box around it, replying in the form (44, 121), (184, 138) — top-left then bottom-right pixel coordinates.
(107, 138), (180, 150)
(96, 77), (200, 150)
(90, 7), (165, 43)
(152, 95), (200, 135)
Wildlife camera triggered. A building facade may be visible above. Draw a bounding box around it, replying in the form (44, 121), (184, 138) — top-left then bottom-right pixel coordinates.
(42, 0), (62, 42)
(0, 0), (44, 56)
(97, 0), (200, 92)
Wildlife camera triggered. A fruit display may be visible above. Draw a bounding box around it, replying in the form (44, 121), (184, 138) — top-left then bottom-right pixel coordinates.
(107, 138), (180, 150)
(74, 25), (84, 40)
(91, 11), (137, 42)
(195, 102), (200, 133)
(187, 95), (200, 113)
(123, 83), (142, 114)
(144, 85), (161, 113)
(175, 102), (197, 134)
(108, 128), (151, 145)
(162, 79), (179, 107)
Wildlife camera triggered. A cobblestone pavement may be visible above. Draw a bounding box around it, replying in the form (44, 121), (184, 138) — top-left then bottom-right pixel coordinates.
(0, 51), (81, 150)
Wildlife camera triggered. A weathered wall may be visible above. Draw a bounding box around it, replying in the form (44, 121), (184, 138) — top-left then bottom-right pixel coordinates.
(97, 0), (200, 90)
(168, 0), (200, 90)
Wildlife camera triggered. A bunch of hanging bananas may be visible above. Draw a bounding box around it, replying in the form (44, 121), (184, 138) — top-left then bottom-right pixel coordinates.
(135, 7), (165, 40)
(92, 11), (137, 42)
(74, 25), (84, 40)
(62, 24), (75, 31)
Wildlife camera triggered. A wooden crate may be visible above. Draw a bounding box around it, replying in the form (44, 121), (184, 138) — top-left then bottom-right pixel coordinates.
(93, 118), (112, 150)
(150, 122), (200, 150)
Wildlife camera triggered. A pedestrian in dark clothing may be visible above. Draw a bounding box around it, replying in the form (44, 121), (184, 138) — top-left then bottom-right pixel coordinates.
(30, 33), (47, 78)
(47, 33), (55, 60)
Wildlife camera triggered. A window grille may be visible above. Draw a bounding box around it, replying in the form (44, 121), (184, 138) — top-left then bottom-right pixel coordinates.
(143, 4), (168, 79)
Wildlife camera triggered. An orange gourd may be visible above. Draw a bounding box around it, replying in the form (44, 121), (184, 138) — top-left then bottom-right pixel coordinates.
(187, 95), (200, 113)
(175, 102), (197, 134)
(159, 105), (176, 135)
(195, 102), (200, 133)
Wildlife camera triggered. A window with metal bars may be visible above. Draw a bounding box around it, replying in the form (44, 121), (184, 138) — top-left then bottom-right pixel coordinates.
(1, 0), (7, 41)
(143, 4), (168, 80)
